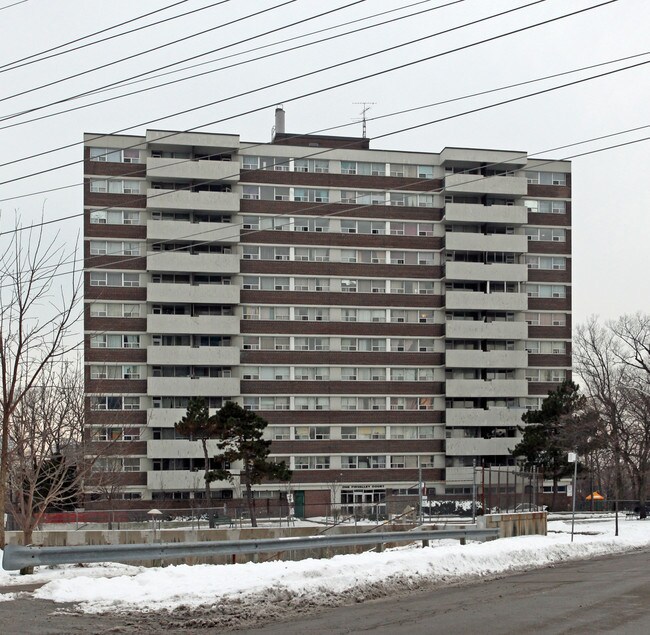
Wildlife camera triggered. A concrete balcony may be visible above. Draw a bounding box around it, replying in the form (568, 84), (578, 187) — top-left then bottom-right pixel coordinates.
(147, 471), (231, 490)
(444, 203), (528, 225)
(146, 439), (224, 459)
(147, 283), (240, 305)
(146, 130), (239, 150)
(147, 188), (239, 212)
(445, 232), (528, 253)
(147, 219), (239, 243)
(147, 345), (240, 366)
(146, 407), (230, 427)
(445, 262), (528, 282)
(440, 148), (527, 167)
(445, 291), (528, 311)
(147, 252), (240, 274)
(444, 174), (528, 196)
(446, 350), (528, 368)
(446, 408), (526, 427)
(446, 320), (528, 340)
(147, 314), (240, 335)
(147, 157), (239, 182)
(444, 466), (475, 483)
(445, 437), (516, 456)
(146, 408), (186, 427)
(147, 376), (240, 397)
(445, 379), (529, 398)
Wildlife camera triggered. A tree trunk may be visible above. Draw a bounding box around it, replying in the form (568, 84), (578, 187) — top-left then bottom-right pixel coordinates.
(638, 476), (647, 520)
(201, 439), (215, 528)
(245, 478), (257, 528)
(551, 476), (558, 512)
(0, 411), (10, 548)
(19, 527), (34, 575)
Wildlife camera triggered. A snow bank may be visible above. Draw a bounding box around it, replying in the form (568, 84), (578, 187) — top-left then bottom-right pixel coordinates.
(1, 517), (648, 614)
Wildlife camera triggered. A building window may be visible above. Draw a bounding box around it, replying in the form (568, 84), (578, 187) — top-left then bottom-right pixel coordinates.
(525, 171), (567, 186)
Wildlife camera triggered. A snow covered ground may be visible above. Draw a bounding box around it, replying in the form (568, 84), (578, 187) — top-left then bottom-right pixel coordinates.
(0, 516), (648, 615)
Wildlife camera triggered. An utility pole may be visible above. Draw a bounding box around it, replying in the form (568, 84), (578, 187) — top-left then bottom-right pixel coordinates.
(472, 459), (477, 523)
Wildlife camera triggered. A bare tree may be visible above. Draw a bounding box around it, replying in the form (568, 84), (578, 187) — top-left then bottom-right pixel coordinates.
(574, 316), (650, 521)
(0, 219), (82, 547)
(7, 363), (88, 572)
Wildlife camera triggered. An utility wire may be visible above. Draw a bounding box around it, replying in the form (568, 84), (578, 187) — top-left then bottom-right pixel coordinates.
(1, 0), (609, 174)
(78, 0), (439, 97)
(0, 1), (241, 74)
(3, 123), (647, 345)
(0, 0), (448, 127)
(0, 0), (296, 105)
(4, 128), (649, 297)
(0, 1), (190, 70)
(0, 0), (27, 11)
(2, 103), (648, 252)
(1, 47), (646, 195)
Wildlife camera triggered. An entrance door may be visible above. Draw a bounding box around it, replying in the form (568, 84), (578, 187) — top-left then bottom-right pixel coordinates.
(294, 490), (305, 518)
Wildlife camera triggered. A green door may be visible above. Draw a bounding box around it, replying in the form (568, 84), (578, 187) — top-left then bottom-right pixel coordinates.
(294, 491), (305, 518)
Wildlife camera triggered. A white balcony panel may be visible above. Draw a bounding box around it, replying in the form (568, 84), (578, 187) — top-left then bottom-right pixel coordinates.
(440, 148), (527, 167)
(146, 130), (239, 150)
(147, 471), (231, 490)
(147, 189), (239, 212)
(147, 283), (240, 304)
(445, 291), (528, 312)
(445, 232), (528, 253)
(446, 321), (528, 340)
(147, 252), (240, 274)
(444, 203), (528, 225)
(446, 408), (525, 427)
(147, 314), (240, 335)
(146, 439), (225, 459)
(147, 220), (239, 243)
(147, 407), (225, 428)
(147, 408), (186, 427)
(445, 262), (528, 282)
(446, 350), (528, 368)
(147, 376), (240, 397)
(445, 466), (476, 483)
(147, 157), (239, 182)
(445, 437), (516, 456)
(445, 379), (529, 398)
(444, 174), (527, 196)
(147, 346), (240, 366)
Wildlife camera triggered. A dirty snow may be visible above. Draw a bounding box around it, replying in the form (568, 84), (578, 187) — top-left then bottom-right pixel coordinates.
(0, 516), (648, 619)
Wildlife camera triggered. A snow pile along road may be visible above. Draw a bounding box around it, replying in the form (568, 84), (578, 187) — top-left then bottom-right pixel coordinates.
(0, 517), (648, 616)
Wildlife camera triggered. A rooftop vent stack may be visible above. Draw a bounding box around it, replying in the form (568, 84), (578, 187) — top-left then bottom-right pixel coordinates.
(274, 106), (285, 135)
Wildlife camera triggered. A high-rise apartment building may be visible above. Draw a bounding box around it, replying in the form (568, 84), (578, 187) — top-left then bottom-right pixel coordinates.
(84, 111), (571, 514)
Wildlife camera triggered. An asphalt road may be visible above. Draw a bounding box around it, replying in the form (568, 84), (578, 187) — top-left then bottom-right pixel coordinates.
(241, 549), (650, 635)
(0, 549), (648, 634)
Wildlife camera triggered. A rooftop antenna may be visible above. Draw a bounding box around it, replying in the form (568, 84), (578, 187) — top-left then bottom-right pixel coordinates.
(353, 101), (375, 138)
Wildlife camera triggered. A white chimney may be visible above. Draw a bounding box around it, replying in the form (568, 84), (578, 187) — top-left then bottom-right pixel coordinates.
(274, 106), (285, 135)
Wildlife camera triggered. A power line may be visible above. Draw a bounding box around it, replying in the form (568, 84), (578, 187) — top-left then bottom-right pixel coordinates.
(0, 0), (27, 11)
(2, 103), (648, 254)
(0, 0), (295, 105)
(79, 0), (438, 98)
(1, 44), (646, 197)
(0, 1), (242, 75)
(1, 0), (610, 176)
(0, 1), (191, 70)
(2, 123), (648, 333)
(4, 126), (650, 298)
(0, 0), (447, 127)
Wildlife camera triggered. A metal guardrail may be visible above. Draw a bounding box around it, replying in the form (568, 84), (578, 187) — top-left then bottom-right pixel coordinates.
(2, 528), (498, 571)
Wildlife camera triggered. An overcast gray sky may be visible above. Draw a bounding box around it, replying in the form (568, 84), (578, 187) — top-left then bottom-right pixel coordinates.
(1, 0), (648, 330)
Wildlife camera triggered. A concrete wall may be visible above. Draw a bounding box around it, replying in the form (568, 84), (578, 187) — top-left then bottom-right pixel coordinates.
(478, 511), (547, 538)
